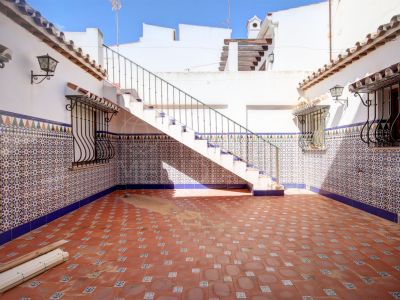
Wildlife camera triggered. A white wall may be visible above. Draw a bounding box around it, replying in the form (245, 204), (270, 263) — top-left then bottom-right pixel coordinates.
(64, 28), (104, 66)
(156, 71), (308, 132)
(0, 14), (107, 124)
(303, 37), (400, 128)
(109, 107), (160, 134)
(108, 24), (231, 72)
(331, 0), (400, 52)
(267, 1), (330, 71)
(140, 24), (175, 42)
(179, 24), (230, 44)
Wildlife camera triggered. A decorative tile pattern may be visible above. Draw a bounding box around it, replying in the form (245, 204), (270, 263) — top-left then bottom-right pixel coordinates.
(299, 124), (400, 215)
(115, 135), (245, 186)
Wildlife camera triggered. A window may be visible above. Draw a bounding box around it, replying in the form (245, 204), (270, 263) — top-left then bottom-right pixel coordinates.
(66, 93), (119, 167)
(294, 105), (329, 151)
(350, 62), (400, 148)
(362, 83), (400, 147)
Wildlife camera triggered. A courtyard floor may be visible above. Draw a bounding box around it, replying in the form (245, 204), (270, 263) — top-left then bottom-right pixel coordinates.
(0, 189), (399, 300)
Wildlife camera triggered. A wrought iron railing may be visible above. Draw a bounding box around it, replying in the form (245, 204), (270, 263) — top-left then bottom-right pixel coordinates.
(103, 45), (280, 182)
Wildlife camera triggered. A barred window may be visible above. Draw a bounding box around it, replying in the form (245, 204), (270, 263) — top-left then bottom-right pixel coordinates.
(363, 83), (400, 147)
(350, 62), (400, 148)
(66, 93), (119, 167)
(294, 105), (329, 151)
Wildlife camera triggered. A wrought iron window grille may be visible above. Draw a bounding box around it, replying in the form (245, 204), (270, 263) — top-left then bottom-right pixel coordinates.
(293, 105), (330, 152)
(66, 95), (119, 168)
(349, 62), (400, 147)
(354, 82), (400, 148)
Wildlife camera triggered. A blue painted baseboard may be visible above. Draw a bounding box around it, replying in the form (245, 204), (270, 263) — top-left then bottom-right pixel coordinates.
(252, 190), (285, 196)
(310, 186), (398, 223)
(116, 183), (248, 190)
(282, 183), (306, 189)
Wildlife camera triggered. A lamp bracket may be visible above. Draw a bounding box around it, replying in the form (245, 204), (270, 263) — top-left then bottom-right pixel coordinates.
(334, 97), (348, 107)
(31, 70), (54, 85)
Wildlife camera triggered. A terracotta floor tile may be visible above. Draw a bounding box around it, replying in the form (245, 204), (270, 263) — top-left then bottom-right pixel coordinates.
(0, 189), (399, 300)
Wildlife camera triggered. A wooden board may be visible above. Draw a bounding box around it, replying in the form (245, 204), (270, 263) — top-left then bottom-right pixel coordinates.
(224, 38), (272, 45)
(222, 45), (268, 52)
(0, 240), (68, 273)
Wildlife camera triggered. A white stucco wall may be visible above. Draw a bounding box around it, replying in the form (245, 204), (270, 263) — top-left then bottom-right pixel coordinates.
(0, 14), (107, 124)
(108, 24), (231, 72)
(64, 28), (104, 66)
(331, 0), (400, 52)
(156, 71), (308, 132)
(179, 24), (230, 44)
(267, 1), (330, 71)
(140, 24), (176, 42)
(302, 36), (400, 128)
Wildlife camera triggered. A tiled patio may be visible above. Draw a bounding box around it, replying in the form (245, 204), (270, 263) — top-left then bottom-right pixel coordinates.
(0, 189), (399, 300)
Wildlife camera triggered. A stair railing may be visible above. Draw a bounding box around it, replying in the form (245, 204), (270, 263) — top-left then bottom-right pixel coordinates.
(103, 45), (280, 183)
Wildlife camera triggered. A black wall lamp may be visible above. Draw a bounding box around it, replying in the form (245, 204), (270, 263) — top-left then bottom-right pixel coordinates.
(329, 84), (348, 106)
(0, 44), (12, 69)
(268, 52), (274, 64)
(31, 54), (58, 84)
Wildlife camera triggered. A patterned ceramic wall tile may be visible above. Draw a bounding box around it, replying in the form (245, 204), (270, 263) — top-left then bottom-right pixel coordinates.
(0, 112), (246, 233)
(115, 135), (246, 186)
(267, 125), (400, 215)
(0, 113), (118, 233)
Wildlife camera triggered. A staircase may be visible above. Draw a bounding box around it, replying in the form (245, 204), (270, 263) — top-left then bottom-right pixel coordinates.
(103, 45), (283, 195)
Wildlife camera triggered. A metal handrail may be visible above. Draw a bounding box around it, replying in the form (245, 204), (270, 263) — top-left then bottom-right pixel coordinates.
(103, 45), (280, 182)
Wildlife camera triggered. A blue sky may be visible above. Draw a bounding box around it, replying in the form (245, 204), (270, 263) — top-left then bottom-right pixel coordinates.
(29, 0), (324, 45)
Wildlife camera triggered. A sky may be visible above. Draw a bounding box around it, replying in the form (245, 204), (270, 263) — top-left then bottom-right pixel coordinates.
(28, 0), (324, 45)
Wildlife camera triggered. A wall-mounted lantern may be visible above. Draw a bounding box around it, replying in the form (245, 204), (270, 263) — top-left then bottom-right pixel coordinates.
(268, 52), (274, 64)
(31, 54), (58, 84)
(329, 84), (348, 106)
(0, 44), (12, 69)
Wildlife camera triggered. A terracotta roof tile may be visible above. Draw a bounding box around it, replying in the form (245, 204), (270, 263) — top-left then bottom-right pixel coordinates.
(349, 61), (400, 93)
(0, 0), (106, 80)
(299, 14), (400, 90)
(66, 82), (120, 113)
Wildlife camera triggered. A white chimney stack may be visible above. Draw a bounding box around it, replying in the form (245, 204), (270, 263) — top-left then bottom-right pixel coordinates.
(246, 16), (262, 39)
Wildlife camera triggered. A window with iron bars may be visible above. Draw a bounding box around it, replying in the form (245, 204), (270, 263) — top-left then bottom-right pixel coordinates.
(360, 82), (400, 147)
(66, 96), (118, 167)
(295, 106), (329, 151)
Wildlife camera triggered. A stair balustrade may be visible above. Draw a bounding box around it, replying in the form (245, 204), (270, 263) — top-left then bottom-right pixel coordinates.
(103, 45), (280, 183)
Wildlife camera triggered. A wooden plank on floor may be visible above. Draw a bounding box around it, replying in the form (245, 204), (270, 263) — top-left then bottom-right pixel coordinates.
(0, 240), (69, 273)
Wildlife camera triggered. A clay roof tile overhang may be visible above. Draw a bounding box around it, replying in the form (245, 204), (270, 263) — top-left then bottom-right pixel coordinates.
(349, 62), (400, 93)
(298, 14), (400, 91)
(219, 38), (272, 71)
(66, 82), (120, 113)
(0, 0), (106, 80)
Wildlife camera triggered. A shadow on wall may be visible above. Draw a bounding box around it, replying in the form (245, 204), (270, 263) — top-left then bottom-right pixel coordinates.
(304, 125), (399, 222)
(115, 135), (247, 189)
(329, 105), (345, 128)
